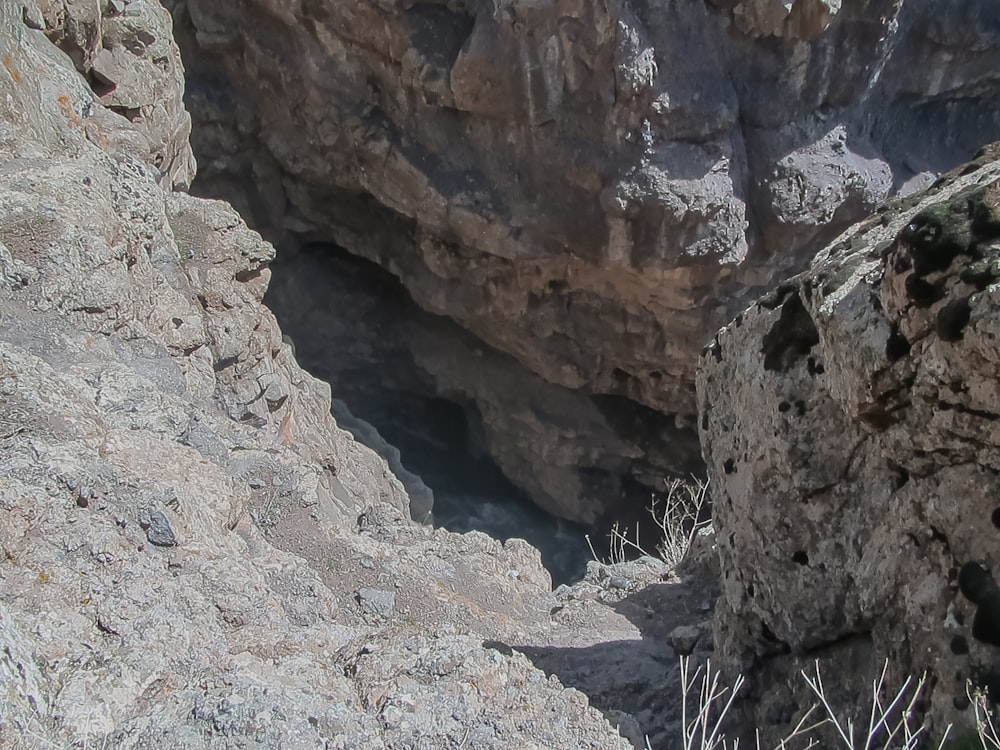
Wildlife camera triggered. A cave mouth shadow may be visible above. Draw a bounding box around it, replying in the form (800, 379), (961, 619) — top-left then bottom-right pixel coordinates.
(264, 241), (594, 586)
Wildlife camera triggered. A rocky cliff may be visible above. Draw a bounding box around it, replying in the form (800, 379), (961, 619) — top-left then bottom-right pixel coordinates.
(167, 0), (1000, 523)
(699, 144), (1000, 738)
(0, 2), (694, 746)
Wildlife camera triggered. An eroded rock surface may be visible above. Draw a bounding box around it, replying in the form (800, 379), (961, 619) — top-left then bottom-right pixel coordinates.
(166, 0), (1000, 521)
(698, 145), (1000, 738)
(0, 4), (690, 747)
(25, 0), (195, 187)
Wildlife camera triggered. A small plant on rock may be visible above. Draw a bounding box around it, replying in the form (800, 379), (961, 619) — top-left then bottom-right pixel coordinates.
(590, 477), (711, 569)
(658, 657), (972, 750)
(971, 684), (1000, 749)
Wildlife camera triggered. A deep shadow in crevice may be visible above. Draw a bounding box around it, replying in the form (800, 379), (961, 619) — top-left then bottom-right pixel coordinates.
(264, 242), (593, 585)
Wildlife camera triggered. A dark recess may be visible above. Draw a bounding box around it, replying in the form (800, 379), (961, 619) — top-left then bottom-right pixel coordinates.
(885, 325), (911, 360)
(761, 293), (820, 372)
(936, 297), (972, 342)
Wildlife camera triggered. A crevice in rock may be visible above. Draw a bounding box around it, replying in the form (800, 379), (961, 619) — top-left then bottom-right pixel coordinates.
(403, 5), (475, 71)
(264, 242), (595, 585)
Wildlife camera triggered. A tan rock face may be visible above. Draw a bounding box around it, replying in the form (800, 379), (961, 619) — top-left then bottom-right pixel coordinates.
(698, 145), (1000, 737)
(167, 0), (1000, 522)
(711, 0), (842, 40)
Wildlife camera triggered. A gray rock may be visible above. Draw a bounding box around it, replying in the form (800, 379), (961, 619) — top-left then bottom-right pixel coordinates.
(145, 511), (177, 547)
(698, 144), (1000, 739)
(356, 588), (395, 620)
(667, 625), (701, 656)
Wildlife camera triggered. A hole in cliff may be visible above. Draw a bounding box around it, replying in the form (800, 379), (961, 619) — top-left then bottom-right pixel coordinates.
(901, 206), (970, 276)
(109, 105), (143, 123)
(992, 507), (1000, 530)
(885, 325), (911, 360)
(888, 461), (910, 490)
(904, 273), (943, 307)
(611, 367), (631, 384)
(761, 292), (819, 372)
(403, 5), (475, 71)
(936, 297), (972, 342)
(792, 550), (809, 565)
(87, 69), (117, 99)
(265, 242), (593, 585)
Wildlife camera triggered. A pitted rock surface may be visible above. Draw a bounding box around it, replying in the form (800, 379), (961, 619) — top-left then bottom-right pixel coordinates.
(698, 144), (1000, 739)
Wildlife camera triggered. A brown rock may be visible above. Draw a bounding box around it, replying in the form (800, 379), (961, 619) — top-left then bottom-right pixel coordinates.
(165, 0), (1000, 521)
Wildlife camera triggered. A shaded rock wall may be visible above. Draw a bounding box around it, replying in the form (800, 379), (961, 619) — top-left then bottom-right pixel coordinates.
(167, 0), (1000, 522)
(698, 145), (1000, 737)
(267, 243), (700, 527)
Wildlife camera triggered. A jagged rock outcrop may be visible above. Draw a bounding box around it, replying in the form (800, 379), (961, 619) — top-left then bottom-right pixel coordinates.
(26, 0), (195, 187)
(166, 0), (1000, 522)
(0, 4), (672, 746)
(698, 144), (1000, 737)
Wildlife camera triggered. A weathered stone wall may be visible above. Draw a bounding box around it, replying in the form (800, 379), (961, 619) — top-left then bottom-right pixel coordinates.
(698, 144), (1000, 738)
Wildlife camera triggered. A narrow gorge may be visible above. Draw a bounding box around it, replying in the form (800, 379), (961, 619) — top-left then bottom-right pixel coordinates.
(2, 0), (1000, 748)
(165, 0), (1000, 532)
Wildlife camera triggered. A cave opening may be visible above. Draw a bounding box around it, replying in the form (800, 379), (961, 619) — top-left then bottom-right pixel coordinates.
(264, 241), (594, 585)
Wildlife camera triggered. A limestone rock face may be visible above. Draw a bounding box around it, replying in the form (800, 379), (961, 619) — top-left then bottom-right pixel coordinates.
(0, 5), (640, 747)
(167, 0), (1000, 520)
(698, 145), (1000, 734)
(25, 0), (196, 187)
(710, 0), (842, 40)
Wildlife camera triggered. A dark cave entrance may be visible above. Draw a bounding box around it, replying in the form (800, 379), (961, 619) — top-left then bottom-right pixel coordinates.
(264, 242), (594, 586)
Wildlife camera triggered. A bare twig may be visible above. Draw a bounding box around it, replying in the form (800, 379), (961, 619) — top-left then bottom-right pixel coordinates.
(598, 476), (711, 568)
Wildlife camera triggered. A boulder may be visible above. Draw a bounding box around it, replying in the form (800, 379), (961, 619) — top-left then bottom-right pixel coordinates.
(698, 143), (1000, 738)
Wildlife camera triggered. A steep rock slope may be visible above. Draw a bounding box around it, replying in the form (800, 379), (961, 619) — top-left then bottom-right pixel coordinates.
(0, 4), (648, 747)
(698, 144), (1000, 736)
(167, 0), (1000, 522)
